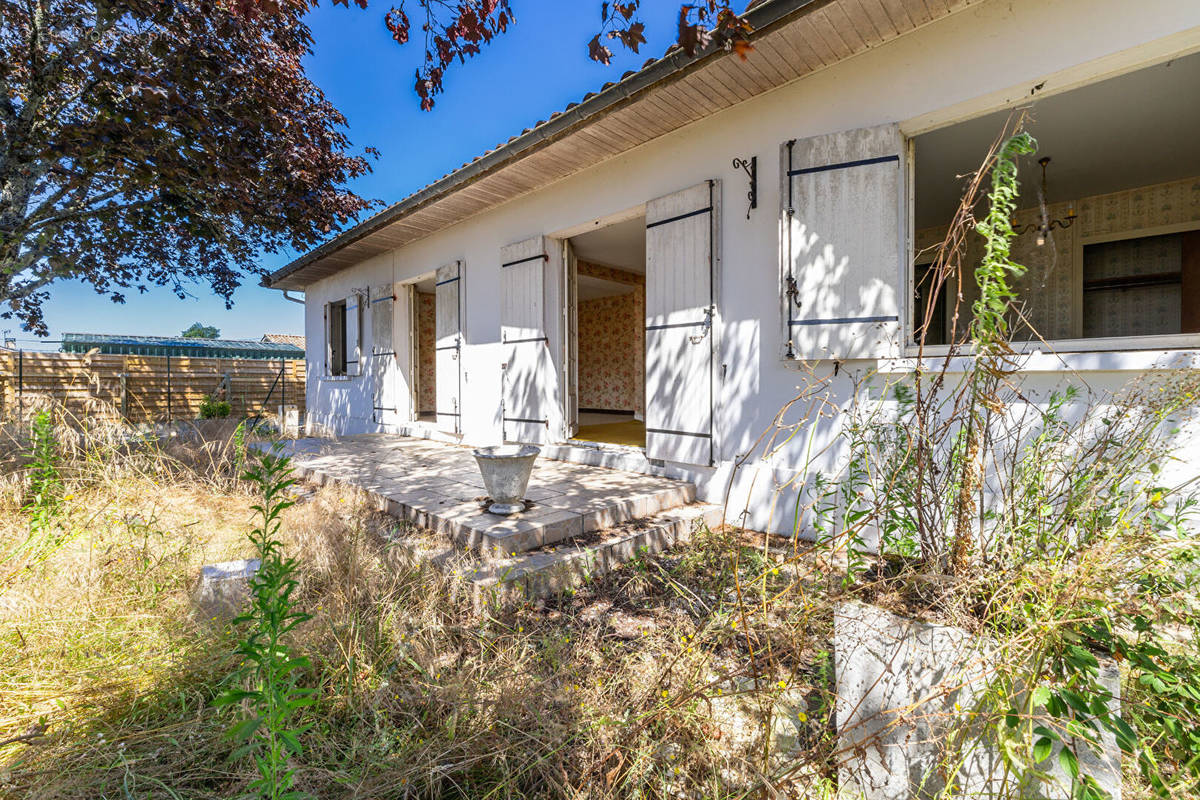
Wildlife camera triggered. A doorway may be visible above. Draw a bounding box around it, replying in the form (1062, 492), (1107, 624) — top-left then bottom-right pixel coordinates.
(411, 274), (437, 422)
(566, 216), (647, 448)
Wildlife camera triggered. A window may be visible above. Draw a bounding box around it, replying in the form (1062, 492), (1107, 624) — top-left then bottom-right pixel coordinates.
(1081, 231), (1200, 339)
(328, 299), (347, 376)
(913, 261), (948, 346)
(910, 52), (1200, 351)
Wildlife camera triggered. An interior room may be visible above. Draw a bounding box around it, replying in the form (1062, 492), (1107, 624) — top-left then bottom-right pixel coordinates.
(568, 215), (647, 448)
(412, 274), (437, 422)
(912, 52), (1200, 347)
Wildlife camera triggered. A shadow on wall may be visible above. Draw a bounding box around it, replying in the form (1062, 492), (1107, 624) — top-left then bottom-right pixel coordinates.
(715, 217), (897, 537)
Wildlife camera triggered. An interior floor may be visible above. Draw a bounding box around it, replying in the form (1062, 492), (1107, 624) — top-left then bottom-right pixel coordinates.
(578, 411), (634, 427)
(571, 412), (645, 448)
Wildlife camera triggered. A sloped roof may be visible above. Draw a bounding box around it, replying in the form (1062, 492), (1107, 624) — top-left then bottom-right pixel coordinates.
(261, 333), (306, 347)
(267, 0), (980, 291)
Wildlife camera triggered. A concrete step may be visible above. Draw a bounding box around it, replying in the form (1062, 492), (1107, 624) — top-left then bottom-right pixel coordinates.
(539, 442), (661, 476)
(443, 502), (722, 602)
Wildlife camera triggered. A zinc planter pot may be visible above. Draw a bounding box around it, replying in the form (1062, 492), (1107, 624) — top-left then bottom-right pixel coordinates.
(473, 444), (541, 515)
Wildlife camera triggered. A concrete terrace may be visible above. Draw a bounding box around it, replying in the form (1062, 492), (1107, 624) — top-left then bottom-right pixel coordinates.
(272, 435), (720, 596)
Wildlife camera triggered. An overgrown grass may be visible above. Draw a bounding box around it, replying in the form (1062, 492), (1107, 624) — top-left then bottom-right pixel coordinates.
(0, 411), (850, 799)
(1, 380), (1198, 799)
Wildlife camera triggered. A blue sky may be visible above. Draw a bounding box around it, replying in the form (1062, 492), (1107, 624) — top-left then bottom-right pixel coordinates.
(17, 1), (682, 349)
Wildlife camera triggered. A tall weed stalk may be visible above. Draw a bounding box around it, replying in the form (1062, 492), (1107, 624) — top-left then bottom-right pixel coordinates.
(216, 450), (314, 800)
(950, 130), (1036, 576)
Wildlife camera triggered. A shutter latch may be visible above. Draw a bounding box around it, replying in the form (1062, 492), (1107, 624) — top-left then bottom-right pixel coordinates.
(785, 275), (801, 312)
(689, 306), (714, 345)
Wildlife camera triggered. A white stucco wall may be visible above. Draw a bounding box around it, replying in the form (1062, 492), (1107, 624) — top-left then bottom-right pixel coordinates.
(298, 0), (1200, 535)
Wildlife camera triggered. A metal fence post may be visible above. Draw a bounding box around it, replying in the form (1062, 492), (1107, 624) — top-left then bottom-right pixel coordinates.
(17, 348), (23, 420)
(166, 353), (172, 421)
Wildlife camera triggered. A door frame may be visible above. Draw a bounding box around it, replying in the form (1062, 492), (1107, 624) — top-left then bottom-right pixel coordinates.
(395, 271), (443, 427)
(548, 193), (721, 459)
(561, 239), (579, 440)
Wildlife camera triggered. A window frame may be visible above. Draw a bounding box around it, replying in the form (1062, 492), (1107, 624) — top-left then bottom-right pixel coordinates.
(328, 299), (348, 377)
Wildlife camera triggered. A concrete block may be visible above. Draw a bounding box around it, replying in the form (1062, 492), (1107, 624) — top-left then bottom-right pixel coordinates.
(278, 405), (300, 437)
(521, 549), (600, 597)
(527, 508), (584, 547)
(482, 526), (543, 559)
(193, 559), (261, 620)
(835, 601), (1120, 800)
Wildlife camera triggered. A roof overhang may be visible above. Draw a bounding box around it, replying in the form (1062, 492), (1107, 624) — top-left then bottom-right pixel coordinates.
(267, 0), (980, 291)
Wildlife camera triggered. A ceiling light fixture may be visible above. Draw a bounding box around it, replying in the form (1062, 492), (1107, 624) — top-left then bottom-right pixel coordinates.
(1014, 156), (1077, 246)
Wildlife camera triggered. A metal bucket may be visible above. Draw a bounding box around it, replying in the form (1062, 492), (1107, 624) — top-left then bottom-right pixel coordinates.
(472, 444), (541, 515)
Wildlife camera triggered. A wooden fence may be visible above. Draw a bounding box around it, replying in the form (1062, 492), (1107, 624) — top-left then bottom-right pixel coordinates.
(0, 350), (305, 423)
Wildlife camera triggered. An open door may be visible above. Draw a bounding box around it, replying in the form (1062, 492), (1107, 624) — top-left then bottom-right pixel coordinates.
(501, 236), (556, 443)
(645, 180), (719, 466)
(562, 240), (579, 440)
(435, 261), (463, 434)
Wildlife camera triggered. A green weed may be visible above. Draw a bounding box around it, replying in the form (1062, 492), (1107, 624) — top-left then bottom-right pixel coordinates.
(216, 450), (314, 800)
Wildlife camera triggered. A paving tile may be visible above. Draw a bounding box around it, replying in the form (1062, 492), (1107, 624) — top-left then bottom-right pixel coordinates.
(480, 527), (543, 558)
(283, 433), (706, 565)
(523, 508), (584, 547)
(523, 486), (566, 503)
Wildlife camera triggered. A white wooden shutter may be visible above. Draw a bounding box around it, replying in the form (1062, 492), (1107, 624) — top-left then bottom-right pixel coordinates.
(395, 283), (416, 422)
(323, 302), (332, 376)
(371, 285), (394, 355)
(782, 123), (904, 361)
(501, 236), (554, 444)
(645, 180), (719, 466)
(409, 286), (420, 421)
(563, 240), (579, 439)
(370, 285), (397, 423)
(345, 290), (363, 376)
(435, 261), (463, 434)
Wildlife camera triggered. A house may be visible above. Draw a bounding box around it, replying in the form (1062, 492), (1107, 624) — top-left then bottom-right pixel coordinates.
(261, 333), (307, 349)
(266, 0), (1200, 535)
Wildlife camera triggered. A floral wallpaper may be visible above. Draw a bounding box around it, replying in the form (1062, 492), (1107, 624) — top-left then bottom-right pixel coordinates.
(1078, 176), (1200, 238)
(578, 265), (644, 413)
(417, 292), (436, 414)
